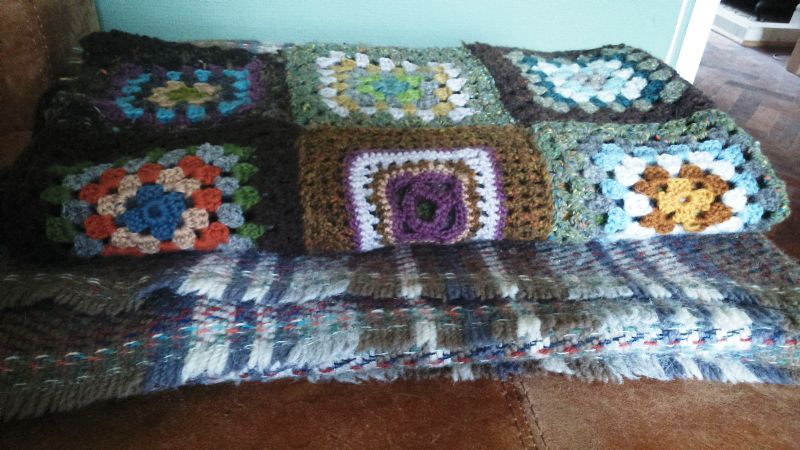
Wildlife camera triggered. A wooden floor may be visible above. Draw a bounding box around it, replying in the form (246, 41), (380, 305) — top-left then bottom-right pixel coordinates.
(695, 31), (800, 257)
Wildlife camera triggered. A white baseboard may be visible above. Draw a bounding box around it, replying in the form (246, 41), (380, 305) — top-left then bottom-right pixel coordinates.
(712, 4), (800, 47)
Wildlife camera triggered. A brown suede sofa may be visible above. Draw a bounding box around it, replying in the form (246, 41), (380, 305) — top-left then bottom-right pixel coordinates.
(0, 0), (98, 167)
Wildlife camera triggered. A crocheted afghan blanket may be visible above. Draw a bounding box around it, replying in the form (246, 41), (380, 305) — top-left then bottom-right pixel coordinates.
(0, 31), (796, 421)
(0, 32), (789, 259)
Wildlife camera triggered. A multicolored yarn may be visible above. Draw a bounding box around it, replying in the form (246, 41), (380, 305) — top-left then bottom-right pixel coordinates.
(532, 110), (790, 243)
(299, 126), (552, 253)
(1, 233), (799, 421)
(467, 43), (714, 125)
(286, 44), (513, 127)
(38, 31), (291, 134)
(0, 116), (303, 262)
(41, 143), (264, 257)
(98, 60), (263, 126)
(1, 32), (791, 259)
(25, 111), (788, 258)
(0, 32), (796, 424)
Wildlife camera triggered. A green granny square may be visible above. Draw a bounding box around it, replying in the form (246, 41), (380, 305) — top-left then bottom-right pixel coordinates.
(286, 44), (513, 127)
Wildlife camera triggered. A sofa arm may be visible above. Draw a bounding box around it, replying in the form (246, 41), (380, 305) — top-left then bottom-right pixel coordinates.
(0, 0), (99, 167)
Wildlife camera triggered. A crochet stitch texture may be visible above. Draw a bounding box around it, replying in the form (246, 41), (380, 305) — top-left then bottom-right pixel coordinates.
(100, 61), (263, 126)
(298, 126), (553, 253)
(0, 32), (790, 261)
(468, 43), (714, 125)
(37, 31), (292, 135)
(286, 44), (513, 127)
(42, 143), (263, 257)
(0, 116), (303, 261)
(0, 31), (796, 424)
(532, 110), (789, 243)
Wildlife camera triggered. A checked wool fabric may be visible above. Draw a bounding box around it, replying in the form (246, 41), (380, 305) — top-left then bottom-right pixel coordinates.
(0, 31), (795, 421)
(1, 233), (799, 421)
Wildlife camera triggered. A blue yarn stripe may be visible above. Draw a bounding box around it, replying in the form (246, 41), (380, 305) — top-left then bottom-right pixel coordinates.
(223, 298), (259, 375)
(143, 293), (197, 392)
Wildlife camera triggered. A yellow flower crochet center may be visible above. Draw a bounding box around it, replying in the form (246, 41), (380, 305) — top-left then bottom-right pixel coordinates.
(655, 178), (716, 231)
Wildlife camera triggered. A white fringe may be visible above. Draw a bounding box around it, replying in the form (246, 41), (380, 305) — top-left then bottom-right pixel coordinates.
(451, 363), (475, 381)
(708, 305), (753, 351)
(246, 307), (276, 371)
(396, 246), (423, 299)
(280, 258), (351, 304)
(285, 327), (361, 368)
(178, 254), (238, 300)
(241, 256), (279, 303)
(714, 358), (761, 383)
(180, 298), (237, 382)
(542, 357), (574, 375)
(479, 245), (519, 299)
(413, 319), (438, 352)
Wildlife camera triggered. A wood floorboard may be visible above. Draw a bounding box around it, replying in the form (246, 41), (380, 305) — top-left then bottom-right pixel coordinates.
(696, 31), (800, 258)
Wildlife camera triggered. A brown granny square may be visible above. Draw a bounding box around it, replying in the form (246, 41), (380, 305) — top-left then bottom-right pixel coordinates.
(299, 126), (553, 254)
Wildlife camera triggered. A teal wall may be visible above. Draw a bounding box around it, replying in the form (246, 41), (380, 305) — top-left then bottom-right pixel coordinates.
(96, 0), (693, 65)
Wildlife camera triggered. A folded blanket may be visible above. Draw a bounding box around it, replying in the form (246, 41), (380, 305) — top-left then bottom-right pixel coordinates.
(0, 31), (796, 422)
(1, 233), (798, 421)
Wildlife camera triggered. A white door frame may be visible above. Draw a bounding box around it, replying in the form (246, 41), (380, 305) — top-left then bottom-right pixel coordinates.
(668, 0), (722, 82)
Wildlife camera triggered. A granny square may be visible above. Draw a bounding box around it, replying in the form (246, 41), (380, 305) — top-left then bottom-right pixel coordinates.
(468, 43), (714, 125)
(345, 147), (507, 251)
(40, 143), (266, 258)
(299, 126), (552, 253)
(40, 31), (291, 134)
(0, 119), (303, 261)
(95, 62), (265, 126)
(286, 44), (514, 127)
(532, 110), (790, 243)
